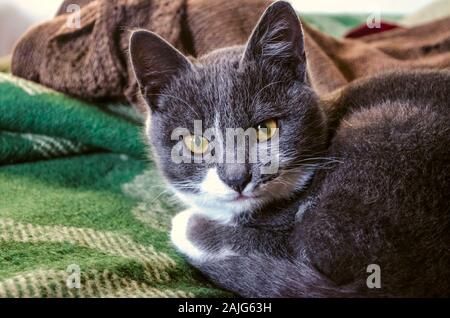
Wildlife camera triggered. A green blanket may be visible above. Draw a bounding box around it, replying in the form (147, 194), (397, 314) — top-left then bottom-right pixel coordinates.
(0, 73), (230, 297)
(0, 15), (396, 298)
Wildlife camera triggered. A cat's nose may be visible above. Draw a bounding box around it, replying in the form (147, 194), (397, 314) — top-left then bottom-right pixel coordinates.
(219, 165), (252, 193)
(225, 174), (252, 193)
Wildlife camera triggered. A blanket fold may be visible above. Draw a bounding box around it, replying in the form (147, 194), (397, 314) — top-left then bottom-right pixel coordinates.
(11, 0), (450, 111)
(0, 73), (144, 165)
(12, 0), (272, 111)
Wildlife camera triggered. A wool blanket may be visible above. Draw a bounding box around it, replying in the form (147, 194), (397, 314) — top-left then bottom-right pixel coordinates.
(0, 72), (230, 297)
(11, 0), (450, 113)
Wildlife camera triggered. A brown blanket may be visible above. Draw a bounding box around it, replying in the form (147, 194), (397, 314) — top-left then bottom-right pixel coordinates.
(11, 0), (450, 112)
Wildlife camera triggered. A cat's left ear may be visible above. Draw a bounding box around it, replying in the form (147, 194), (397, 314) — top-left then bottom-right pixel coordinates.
(129, 30), (194, 111)
(241, 1), (306, 79)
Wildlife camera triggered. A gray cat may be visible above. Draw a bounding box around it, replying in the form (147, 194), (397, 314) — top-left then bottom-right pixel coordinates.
(129, 1), (450, 297)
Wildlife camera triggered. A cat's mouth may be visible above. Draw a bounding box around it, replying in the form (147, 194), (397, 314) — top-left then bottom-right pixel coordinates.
(227, 193), (258, 203)
(172, 167), (315, 222)
(202, 167), (314, 207)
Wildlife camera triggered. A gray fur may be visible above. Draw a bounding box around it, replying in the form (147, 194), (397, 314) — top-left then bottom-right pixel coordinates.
(130, 1), (450, 297)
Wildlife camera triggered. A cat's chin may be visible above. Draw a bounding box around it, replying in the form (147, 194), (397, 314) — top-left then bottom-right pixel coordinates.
(171, 169), (315, 224)
(173, 191), (266, 224)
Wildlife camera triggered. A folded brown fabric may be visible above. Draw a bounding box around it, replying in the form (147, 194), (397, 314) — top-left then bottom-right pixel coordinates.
(11, 0), (450, 113)
(303, 17), (450, 96)
(12, 0), (272, 112)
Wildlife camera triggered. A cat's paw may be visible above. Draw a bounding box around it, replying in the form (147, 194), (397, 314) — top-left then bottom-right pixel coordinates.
(170, 209), (237, 262)
(171, 209), (208, 261)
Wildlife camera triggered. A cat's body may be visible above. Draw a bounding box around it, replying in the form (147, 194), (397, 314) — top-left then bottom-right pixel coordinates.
(174, 70), (450, 297)
(129, 2), (450, 297)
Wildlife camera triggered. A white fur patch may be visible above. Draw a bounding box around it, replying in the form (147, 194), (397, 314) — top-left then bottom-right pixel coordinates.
(199, 168), (234, 197)
(171, 190), (239, 224)
(296, 169), (315, 192)
(296, 199), (313, 222)
(171, 209), (206, 260)
(170, 209), (238, 262)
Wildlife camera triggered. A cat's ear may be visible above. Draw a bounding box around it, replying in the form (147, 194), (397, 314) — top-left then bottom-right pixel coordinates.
(242, 1), (306, 79)
(129, 30), (193, 111)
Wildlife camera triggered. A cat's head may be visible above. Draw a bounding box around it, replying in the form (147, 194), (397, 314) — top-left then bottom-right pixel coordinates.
(129, 1), (327, 222)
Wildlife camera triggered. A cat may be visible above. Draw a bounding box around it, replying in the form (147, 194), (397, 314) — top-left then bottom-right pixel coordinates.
(129, 1), (450, 297)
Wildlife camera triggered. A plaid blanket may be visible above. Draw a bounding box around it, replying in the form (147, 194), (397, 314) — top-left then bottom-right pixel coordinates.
(0, 73), (229, 297)
(0, 15), (396, 298)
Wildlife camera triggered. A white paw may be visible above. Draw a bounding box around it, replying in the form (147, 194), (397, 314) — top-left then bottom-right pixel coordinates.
(170, 209), (239, 262)
(170, 209), (206, 261)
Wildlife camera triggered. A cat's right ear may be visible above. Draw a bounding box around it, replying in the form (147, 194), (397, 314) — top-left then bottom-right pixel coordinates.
(241, 1), (306, 80)
(129, 30), (193, 111)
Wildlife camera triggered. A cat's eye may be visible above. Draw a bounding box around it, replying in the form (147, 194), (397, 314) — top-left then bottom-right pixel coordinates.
(184, 135), (209, 154)
(256, 119), (278, 142)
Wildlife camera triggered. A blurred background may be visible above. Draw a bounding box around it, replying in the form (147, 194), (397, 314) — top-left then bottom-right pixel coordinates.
(0, 0), (445, 56)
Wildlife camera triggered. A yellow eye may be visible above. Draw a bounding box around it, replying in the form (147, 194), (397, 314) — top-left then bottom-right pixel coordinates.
(184, 135), (209, 154)
(256, 119), (278, 142)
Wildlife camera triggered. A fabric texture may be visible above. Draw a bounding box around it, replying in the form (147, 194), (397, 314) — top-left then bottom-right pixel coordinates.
(0, 13), (377, 298)
(345, 21), (402, 38)
(0, 72), (229, 298)
(11, 0), (450, 113)
(2, 0), (450, 297)
(12, 0), (272, 112)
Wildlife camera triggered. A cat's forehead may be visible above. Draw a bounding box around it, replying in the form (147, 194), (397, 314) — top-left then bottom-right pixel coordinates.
(160, 48), (294, 129)
(163, 59), (252, 125)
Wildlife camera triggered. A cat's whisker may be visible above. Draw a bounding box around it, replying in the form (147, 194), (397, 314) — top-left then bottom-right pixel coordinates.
(145, 189), (172, 206)
(250, 81), (284, 107)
